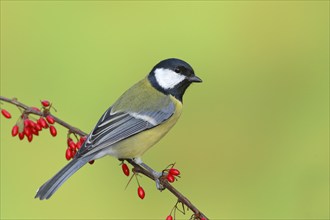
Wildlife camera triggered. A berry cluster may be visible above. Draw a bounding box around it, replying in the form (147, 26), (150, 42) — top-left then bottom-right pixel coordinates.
(65, 136), (84, 160)
(65, 135), (94, 164)
(2, 100), (58, 142)
(166, 168), (180, 183)
(163, 163), (181, 184)
(163, 165), (184, 220)
(1, 98), (92, 164)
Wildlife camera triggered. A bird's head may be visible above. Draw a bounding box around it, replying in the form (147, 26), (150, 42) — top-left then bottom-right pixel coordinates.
(148, 58), (202, 102)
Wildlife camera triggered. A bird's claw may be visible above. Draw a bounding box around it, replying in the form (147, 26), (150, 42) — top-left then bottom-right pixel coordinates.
(156, 179), (165, 191)
(152, 171), (165, 191)
(135, 160), (166, 191)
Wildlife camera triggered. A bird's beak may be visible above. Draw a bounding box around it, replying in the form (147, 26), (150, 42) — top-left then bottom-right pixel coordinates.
(188, 75), (203, 83)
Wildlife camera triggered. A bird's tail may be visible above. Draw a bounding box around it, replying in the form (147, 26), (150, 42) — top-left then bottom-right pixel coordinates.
(35, 156), (92, 200)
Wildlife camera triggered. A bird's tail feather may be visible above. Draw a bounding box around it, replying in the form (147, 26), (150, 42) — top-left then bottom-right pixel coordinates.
(35, 156), (92, 200)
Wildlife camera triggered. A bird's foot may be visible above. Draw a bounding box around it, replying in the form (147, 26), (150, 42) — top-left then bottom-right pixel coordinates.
(152, 171), (165, 191)
(133, 158), (165, 191)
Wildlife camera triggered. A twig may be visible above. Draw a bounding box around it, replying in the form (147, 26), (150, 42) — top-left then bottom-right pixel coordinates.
(127, 159), (207, 219)
(0, 96), (208, 220)
(0, 96), (86, 136)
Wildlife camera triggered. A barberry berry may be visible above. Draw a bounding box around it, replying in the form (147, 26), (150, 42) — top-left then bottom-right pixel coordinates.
(41, 100), (50, 107)
(166, 174), (175, 183)
(166, 215), (173, 220)
(46, 115), (55, 124)
(122, 163), (130, 176)
(137, 186), (145, 199)
(169, 168), (180, 176)
(11, 125), (19, 137)
(49, 126), (57, 137)
(1, 109), (11, 119)
(65, 148), (72, 160)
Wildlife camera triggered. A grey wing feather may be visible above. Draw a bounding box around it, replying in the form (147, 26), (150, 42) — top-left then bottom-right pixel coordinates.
(75, 101), (175, 158)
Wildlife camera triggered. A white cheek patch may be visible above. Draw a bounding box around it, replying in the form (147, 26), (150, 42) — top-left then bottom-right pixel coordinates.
(154, 68), (185, 89)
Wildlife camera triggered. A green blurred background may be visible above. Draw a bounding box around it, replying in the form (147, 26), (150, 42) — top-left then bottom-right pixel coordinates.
(0, 1), (328, 219)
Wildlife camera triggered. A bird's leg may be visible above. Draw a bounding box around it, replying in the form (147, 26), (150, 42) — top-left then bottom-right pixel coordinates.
(133, 158), (165, 191)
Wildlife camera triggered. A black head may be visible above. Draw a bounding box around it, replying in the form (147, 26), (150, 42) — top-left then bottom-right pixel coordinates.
(148, 58), (202, 102)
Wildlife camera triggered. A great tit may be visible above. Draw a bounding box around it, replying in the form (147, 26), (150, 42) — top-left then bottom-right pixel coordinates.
(35, 58), (202, 200)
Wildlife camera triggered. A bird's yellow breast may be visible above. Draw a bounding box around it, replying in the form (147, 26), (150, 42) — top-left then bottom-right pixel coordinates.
(110, 95), (182, 159)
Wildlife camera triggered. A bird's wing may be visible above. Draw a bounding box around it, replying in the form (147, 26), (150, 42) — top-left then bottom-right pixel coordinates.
(75, 102), (175, 158)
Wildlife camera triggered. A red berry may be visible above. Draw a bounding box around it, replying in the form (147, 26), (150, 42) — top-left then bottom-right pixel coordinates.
(166, 215), (173, 220)
(65, 148), (72, 160)
(71, 149), (76, 157)
(25, 119), (36, 128)
(75, 141), (82, 149)
(29, 120), (37, 128)
(169, 168), (180, 176)
(41, 100), (50, 107)
(24, 119), (30, 127)
(89, 160), (95, 165)
(80, 136), (87, 144)
(38, 117), (48, 128)
(18, 132), (24, 140)
(49, 126), (57, 137)
(68, 141), (76, 150)
(31, 127), (39, 136)
(24, 127), (31, 136)
(121, 163), (130, 176)
(166, 174), (175, 183)
(200, 217), (206, 220)
(27, 133), (33, 142)
(11, 125), (19, 137)
(46, 115), (55, 124)
(137, 186), (145, 199)
(1, 109), (11, 119)
(35, 124), (42, 131)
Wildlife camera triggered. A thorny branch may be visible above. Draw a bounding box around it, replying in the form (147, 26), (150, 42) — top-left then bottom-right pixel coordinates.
(0, 95), (208, 220)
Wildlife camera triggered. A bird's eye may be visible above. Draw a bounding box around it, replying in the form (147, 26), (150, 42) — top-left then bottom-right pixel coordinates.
(174, 68), (181, 73)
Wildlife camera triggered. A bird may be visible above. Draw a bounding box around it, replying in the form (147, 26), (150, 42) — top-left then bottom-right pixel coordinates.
(35, 58), (202, 200)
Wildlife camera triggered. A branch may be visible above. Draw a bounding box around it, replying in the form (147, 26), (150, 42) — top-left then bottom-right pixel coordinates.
(0, 96), (208, 220)
(0, 96), (86, 136)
